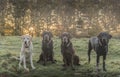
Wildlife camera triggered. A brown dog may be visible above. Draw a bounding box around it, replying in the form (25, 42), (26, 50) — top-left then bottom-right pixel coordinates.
(37, 31), (56, 65)
(60, 32), (80, 70)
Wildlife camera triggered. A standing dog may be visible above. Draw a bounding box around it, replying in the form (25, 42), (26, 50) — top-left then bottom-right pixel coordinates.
(88, 32), (112, 71)
(19, 35), (35, 71)
(60, 32), (80, 70)
(37, 31), (55, 65)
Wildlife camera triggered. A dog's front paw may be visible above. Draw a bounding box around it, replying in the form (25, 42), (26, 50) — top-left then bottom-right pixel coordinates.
(72, 68), (75, 70)
(25, 68), (29, 72)
(52, 60), (57, 63)
(32, 66), (36, 70)
(19, 64), (22, 69)
(96, 67), (100, 72)
(62, 64), (66, 67)
(103, 68), (107, 72)
(43, 63), (46, 66)
(37, 60), (40, 63)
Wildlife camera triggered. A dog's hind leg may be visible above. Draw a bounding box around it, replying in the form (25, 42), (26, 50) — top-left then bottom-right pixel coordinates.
(88, 40), (92, 63)
(37, 53), (43, 63)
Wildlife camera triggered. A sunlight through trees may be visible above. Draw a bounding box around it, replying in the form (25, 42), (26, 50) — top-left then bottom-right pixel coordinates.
(0, 0), (119, 37)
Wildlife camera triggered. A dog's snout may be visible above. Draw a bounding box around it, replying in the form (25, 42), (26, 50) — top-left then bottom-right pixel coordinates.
(102, 38), (108, 46)
(44, 35), (49, 41)
(63, 38), (66, 41)
(63, 37), (68, 43)
(25, 41), (27, 44)
(24, 40), (30, 48)
(103, 39), (105, 41)
(102, 38), (107, 42)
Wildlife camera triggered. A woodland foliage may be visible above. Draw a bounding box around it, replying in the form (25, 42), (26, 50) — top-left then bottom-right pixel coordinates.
(0, 0), (119, 37)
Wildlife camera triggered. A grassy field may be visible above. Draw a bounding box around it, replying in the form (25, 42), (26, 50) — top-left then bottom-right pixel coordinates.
(0, 36), (120, 77)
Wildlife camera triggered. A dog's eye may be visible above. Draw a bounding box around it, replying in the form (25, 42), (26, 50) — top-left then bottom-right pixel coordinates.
(27, 38), (29, 39)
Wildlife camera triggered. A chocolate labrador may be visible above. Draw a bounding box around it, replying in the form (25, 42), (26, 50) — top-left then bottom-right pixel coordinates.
(61, 32), (80, 70)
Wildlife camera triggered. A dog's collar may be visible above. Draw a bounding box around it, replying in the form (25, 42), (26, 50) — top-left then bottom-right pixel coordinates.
(43, 39), (52, 48)
(98, 39), (108, 47)
(67, 42), (71, 47)
(44, 39), (52, 43)
(25, 46), (29, 48)
(48, 39), (52, 45)
(62, 42), (71, 47)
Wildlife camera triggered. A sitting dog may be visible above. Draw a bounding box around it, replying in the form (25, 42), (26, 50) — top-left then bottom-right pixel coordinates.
(88, 32), (112, 71)
(19, 35), (35, 71)
(37, 31), (55, 65)
(60, 32), (80, 70)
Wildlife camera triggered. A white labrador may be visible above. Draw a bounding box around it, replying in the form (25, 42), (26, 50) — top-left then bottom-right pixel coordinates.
(19, 35), (35, 71)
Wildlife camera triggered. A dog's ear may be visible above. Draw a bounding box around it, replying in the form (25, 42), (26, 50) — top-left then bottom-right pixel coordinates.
(109, 34), (112, 39)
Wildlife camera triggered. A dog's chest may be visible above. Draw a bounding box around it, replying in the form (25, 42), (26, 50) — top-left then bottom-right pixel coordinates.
(43, 41), (50, 47)
(62, 46), (73, 54)
(24, 48), (31, 53)
(96, 46), (107, 55)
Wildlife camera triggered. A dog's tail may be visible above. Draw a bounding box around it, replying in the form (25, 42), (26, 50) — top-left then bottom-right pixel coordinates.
(88, 40), (92, 64)
(10, 56), (20, 60)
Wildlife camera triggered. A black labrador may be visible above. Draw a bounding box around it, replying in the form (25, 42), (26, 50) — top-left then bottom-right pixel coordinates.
(88, 32), (112, 71)
(37, 31), (56, 65)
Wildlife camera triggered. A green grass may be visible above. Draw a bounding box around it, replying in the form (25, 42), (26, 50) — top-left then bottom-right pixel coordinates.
(0, 36), (120, 77)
